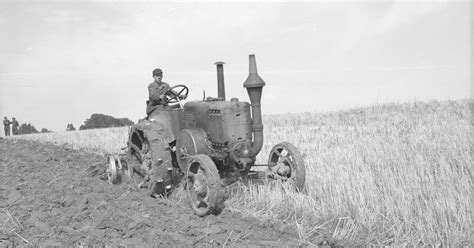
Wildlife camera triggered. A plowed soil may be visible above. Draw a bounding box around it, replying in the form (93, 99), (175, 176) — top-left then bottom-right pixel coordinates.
(0, 138), (299, 246)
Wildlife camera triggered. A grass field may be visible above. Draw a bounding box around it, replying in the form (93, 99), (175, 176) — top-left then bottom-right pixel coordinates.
(10, 99), (473, 246)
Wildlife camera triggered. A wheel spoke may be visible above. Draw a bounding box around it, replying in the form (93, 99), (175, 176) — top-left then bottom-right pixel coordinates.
(167, 89), (179, 98)
(273, 149), (284, 161)
(273, 149), (281, 157)
(274, 149), (291, 164)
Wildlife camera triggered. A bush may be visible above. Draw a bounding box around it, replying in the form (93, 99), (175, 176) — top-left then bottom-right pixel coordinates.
(79, 113), (134, 130)
(66, 124), (76, 131)
(18, 123), (38, 135)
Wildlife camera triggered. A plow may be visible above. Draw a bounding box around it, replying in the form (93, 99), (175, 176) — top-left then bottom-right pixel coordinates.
(106, 55), (306, 216)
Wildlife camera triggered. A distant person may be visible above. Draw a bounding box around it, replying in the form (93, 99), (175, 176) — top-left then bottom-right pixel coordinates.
(11, 117), (19, 135)
(3, 117), (11, 136)
(147, 68), (170, 115)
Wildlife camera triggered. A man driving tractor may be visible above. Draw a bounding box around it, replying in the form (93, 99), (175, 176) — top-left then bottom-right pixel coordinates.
(147, 68), (171, 115)
(135, 68), (190, 196)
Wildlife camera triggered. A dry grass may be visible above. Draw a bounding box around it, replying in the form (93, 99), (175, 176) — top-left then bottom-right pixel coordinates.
(9, 126), (129, 155)
(9, 99), (473, 246)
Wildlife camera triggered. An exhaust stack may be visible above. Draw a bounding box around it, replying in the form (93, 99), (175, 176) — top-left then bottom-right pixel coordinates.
(243, 54), (265, 156)
(215, 62), (226, 100)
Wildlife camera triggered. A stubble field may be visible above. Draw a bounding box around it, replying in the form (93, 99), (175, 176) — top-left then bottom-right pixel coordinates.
(7, 99), (473, 246)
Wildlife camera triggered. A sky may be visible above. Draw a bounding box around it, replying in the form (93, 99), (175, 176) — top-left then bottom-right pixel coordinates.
(0, 0), (471, 132)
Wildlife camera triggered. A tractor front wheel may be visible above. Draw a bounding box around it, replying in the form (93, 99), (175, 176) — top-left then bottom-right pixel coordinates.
(185, 155), (225, 217)
(268, 142), (306, 191)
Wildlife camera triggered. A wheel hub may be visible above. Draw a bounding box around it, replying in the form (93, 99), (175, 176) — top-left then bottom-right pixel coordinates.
(276, 162), (291, 177)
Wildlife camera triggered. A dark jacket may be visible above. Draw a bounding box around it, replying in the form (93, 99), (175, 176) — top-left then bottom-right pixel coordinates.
(3, 119), (10, 127)
(147, 81), (170, 116)
(12, 120), (19, 128)
(148, 81), (170, 105)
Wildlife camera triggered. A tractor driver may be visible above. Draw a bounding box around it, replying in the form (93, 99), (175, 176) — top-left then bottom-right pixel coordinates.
(147, 68), (170, 115)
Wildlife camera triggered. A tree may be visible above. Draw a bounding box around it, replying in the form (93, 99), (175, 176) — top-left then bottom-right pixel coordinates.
(66, 124), (76, 131)
(18, 123), (39, 135)
(41, 128), (51, 133)
(79, 113), (134, 130)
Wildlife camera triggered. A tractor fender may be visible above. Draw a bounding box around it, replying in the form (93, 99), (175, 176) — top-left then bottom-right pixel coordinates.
(132, 119), (175, 143)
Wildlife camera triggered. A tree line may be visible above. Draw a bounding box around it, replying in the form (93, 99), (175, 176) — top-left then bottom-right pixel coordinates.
(12, 114), (134, 135)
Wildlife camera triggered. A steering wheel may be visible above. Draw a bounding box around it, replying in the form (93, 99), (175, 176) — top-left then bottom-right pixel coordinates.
(164, 85), (189, 104)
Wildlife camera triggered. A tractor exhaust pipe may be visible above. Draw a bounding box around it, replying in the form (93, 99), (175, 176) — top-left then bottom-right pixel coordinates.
(215, 62), (226, 100)
(243, 54), (265, 156)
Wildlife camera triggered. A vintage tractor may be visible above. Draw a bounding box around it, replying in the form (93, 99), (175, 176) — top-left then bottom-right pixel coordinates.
(107, 54), (306, 216)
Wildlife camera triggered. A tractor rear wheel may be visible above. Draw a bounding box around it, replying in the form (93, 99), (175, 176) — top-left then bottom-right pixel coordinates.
(268, 142), (306, 191)
(129, 139), (153, 188)
(185, 155), (225, 217)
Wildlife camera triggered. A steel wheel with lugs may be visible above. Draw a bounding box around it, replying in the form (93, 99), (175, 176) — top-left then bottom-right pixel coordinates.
(185, 154), (225, 217)
(268, 142), (306, 191)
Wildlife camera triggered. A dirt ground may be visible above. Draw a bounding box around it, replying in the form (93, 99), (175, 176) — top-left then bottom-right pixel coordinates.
(0, 138), (300, 246)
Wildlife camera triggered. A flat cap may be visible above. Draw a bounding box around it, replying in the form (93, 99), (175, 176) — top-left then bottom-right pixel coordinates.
(152, 68), (163, 76)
